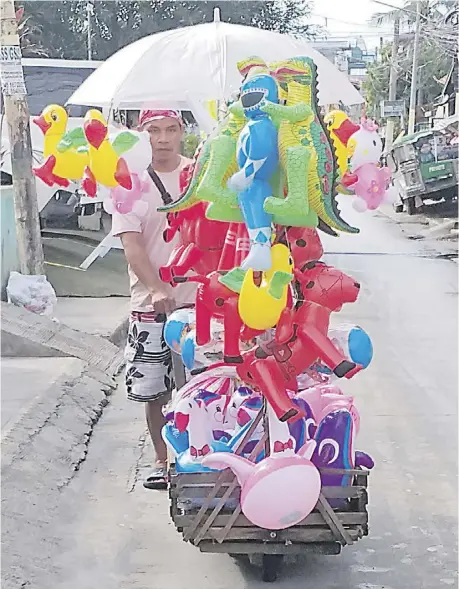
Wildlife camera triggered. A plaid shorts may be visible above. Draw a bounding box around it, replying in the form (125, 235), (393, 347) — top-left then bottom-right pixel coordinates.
(124, 311), (174, 403)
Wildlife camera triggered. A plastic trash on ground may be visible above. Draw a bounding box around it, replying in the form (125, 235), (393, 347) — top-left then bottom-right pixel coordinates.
(6, 271), (57, 317)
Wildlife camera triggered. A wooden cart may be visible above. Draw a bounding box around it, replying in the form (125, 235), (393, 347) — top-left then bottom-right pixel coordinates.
(168, 401), (370, 582)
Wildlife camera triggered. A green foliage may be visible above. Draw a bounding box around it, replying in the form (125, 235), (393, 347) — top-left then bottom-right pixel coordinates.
(19, 0), (320, 60)
(365, 0), (456, 118)
(182, 133), (200, 159)
(363, 40), (451, 119)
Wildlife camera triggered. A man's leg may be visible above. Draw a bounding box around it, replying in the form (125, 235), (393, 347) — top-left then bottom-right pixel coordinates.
(125, 311), (174, 489)
(145, 394), (171, 468)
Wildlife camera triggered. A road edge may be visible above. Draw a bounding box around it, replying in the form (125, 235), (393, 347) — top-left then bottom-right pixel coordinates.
(1, 362), (119, 588)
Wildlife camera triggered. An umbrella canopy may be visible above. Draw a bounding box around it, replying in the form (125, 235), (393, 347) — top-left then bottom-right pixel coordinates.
(67, 21), (364, 110)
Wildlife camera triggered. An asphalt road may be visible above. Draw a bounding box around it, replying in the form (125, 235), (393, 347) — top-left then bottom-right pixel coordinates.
(24, 204), (458, 589)
(43, 236), (130, 297)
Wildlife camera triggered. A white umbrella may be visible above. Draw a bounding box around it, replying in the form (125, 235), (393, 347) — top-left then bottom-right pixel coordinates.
(68, 16), (363, 111)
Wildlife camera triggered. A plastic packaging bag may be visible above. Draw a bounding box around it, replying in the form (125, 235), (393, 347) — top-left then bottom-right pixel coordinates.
(7, 271), (57, 317)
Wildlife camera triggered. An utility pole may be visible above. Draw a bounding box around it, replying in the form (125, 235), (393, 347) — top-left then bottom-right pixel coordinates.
(0, 0), (44, 274)
(408, 1), (421, 134)
(385, 16), (400, 152)
(87, 0), (94, 61)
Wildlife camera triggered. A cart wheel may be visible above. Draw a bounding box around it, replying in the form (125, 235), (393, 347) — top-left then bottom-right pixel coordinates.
(262, 554), (283, 583)
(405, 196), (416, 216)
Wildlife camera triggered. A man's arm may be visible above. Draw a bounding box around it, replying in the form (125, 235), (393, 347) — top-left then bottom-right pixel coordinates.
(120, 232), (175, 312)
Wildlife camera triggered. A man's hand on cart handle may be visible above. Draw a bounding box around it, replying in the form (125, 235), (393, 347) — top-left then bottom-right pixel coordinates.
(151, 292), (176, 315)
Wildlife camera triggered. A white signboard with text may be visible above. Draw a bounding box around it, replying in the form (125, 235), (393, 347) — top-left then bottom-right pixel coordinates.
(0, 45), (27, 96)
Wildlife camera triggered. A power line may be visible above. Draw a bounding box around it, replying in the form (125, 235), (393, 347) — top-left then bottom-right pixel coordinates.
(312, 13), (380, 27)
(371, 0), (430, 21)
(319, 30), (395, 37)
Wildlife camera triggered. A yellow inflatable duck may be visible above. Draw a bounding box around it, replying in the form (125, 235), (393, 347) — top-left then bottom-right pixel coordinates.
(82, 110), (138, 197)
(238, 244), (294, 331)
(33, 104), (89, 187)
(323, 110), (360, 177)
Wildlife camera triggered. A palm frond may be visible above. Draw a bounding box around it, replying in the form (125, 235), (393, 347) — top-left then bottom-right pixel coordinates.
(369, 9), (400, 27)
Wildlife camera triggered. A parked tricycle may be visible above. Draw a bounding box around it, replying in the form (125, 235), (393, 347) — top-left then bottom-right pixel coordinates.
(387, 124), (458, 215)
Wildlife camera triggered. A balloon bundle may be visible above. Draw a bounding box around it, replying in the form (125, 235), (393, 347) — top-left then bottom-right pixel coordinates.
(157, 55), (379, 530)
(325, 113), (395, 211)
(32, 105), (152, 212)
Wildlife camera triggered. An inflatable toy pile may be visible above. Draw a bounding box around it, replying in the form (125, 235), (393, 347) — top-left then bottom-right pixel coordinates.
(156, 55), (382, 531)
(162, 318), (374, 530)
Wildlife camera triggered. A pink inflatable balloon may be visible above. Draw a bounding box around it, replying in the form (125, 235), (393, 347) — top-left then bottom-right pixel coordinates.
(347, 163), (392, 212)
(202, 404), (321, 530)
(108, 172), (149, 214)
(297, 385), (360, 435)
(203, 441), (321, 529)
(296, 384), (344, 419)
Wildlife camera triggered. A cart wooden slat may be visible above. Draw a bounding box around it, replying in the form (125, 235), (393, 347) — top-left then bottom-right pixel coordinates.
(169, 465), (370, 551)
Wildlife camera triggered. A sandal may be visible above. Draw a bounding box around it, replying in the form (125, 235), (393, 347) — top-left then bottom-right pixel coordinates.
(143, 465), (168, 490)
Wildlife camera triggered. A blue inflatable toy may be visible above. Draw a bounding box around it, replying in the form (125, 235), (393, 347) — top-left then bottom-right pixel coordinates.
(163, 308), (194, 354)
(313, 324), (373, 375)
(227, 66), (279, 271)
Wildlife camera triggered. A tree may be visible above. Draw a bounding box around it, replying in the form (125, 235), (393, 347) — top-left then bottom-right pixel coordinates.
(16, 5), (49, 57)
(364, 0), (455, 119)
(19, 0), (321, 61)
(370, 0), (457, 60)
(18, 1), (88, 58)
(364, 41), (450, 118)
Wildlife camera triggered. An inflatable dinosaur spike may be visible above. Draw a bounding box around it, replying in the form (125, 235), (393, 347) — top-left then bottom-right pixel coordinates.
(237, 56), (270, 78)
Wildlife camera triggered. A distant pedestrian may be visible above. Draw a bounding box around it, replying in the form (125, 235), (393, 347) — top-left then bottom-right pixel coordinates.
(112, 109), (194, 488)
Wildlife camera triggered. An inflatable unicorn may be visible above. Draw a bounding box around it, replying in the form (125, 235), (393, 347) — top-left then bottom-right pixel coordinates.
(163, 396), (233, 473)
(312, 408), (373, 507)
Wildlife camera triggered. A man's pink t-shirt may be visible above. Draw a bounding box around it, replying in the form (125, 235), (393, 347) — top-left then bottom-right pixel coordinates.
(112, 156), (196, 311)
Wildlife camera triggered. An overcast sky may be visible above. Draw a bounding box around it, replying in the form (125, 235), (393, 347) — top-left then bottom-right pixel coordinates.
(309, 0), (406, 51)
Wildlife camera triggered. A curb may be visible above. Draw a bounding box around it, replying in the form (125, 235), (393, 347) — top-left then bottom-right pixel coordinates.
(377, 206), (458, 258)
(1, 362), (117, 588)
(1, 301), (125, 374)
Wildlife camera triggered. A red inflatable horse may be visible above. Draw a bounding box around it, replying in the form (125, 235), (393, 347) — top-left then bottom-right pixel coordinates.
(159, 163), (230, 284)
(275, 226), (324, 268)
(173, 227), (326, 362)
(174, 271), (261, 363)
(236, 261), (363, 422)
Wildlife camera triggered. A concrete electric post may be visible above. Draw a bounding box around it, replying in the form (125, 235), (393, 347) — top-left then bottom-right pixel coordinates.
(0, 0), (44, 275)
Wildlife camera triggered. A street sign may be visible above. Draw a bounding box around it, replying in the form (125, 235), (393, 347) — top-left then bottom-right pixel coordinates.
(0, 45), (27, 96)
(380, 100), (405, 118)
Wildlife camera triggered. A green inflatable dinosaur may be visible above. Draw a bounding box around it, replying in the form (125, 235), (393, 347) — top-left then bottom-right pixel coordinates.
(157, 100), (245, 222)
(261, 56), (359, 235)
(158, 55), (359, 236)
